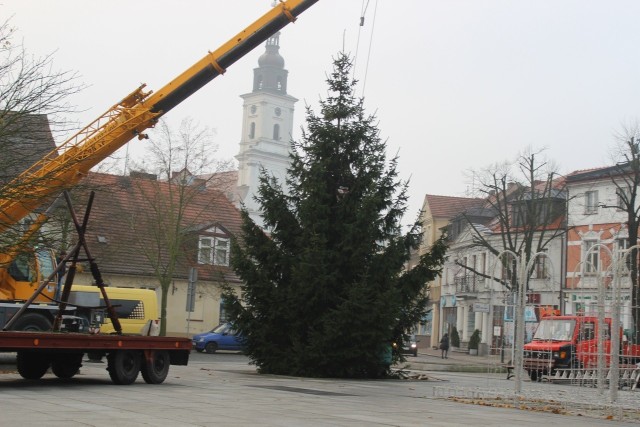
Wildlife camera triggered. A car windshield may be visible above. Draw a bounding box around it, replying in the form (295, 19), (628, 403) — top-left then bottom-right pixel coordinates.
(532, 319), (575, 341)
(211, 323), (230, 334)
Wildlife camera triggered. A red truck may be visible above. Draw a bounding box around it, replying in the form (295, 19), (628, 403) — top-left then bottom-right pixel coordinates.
(523, 315), (640, 381)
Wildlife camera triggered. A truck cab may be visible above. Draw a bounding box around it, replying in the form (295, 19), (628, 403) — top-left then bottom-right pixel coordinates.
(523, 315), (610, 381)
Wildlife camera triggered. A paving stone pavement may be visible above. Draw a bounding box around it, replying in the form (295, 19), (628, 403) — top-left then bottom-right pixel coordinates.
(0, 350), (638, 426)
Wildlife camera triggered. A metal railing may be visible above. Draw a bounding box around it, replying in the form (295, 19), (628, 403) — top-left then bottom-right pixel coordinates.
(454, 275), (478, 293)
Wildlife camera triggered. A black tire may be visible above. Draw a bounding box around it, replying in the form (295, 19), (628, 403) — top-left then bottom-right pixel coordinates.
(10, 313), (52, 331)
(141, 350), (170, 384)
(16, 351), (50, 380)
(51, 354), (83, 379)
(107, 350), (141, 385)
(87, 352), (104, 362)
(205, 342), (218, 354)
(529, 370), (540, 382)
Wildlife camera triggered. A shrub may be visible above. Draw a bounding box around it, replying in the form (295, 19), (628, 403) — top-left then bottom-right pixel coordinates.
(450, 327), (460, 347)
(469, 329), (481, 350)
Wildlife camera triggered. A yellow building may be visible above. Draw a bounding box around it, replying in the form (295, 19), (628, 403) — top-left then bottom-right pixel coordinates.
(417, 194), (484, 348)
(72, 171), (243, 338)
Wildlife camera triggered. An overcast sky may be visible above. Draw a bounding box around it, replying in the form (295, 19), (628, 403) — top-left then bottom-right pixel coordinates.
(4, 0), (640, 223)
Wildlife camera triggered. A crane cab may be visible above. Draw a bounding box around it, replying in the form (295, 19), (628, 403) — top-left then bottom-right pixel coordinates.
(1, 248), (58, 302)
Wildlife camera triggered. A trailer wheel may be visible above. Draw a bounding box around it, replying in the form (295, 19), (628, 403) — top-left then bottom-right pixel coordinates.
(51, 354), (83, 379)
(17, 351), (50, 380)
(107, 350), (141, 385)
(10, 313), (52, 331)
(141, 350), (170, 384)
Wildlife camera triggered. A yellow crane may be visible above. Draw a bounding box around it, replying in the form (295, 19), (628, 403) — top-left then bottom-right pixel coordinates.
(0, 0), (319, 326)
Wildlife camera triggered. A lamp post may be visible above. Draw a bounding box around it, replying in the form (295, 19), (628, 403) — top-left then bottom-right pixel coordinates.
(581, 242), (638, 402)
(580, 242), (613, 396)
(608, 244), (640, 402)
(492, 249), (549, 395)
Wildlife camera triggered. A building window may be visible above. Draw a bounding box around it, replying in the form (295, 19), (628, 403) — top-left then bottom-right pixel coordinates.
(616, 237), (629, 252)
(617, 187), (630, 210)
(249, 122), (255, 139)
(534, 255), (547, 279)
(583, 240), (599, 275)
(585, 190), (598, 214)
(273, 124), (280, 140)
(512, 203), (526, 227)
(615, 237), (630, 273)
(219, 298), (229, 323)
(198, 236), (230, 266)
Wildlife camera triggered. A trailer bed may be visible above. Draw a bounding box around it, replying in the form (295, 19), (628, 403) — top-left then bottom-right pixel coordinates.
(0, 331), (191, 352)
(0, 331), (191, 384)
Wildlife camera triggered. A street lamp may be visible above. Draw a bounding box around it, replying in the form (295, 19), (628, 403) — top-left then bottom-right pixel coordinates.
(491, 250), (549, 394)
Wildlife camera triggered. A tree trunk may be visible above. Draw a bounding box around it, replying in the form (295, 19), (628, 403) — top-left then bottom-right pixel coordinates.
(160, 281), (170, 337)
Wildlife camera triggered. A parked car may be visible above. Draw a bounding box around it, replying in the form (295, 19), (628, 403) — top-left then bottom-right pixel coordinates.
(393, 335), (419, 357)
(192, 323), (244, 354)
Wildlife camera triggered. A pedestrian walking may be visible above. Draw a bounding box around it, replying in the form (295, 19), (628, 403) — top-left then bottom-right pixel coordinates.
(439, 333), (449, 359)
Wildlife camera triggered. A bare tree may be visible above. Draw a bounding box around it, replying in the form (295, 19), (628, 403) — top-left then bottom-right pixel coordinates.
(607, 125), (640, 343)
(125, 118), (235, 335)
(0, 17), (82, 161)
(0, 17), (82, 258)
(454, 149), (567, 293)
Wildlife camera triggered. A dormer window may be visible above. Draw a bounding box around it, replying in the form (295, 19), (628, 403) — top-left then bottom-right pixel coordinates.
(198, 227), (230, 266)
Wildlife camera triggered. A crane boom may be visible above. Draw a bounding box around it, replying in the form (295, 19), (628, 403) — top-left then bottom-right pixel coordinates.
(0, 0), (319, 233)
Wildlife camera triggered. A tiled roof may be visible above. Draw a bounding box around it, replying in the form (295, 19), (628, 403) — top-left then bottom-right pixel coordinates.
(72, 172), (244, 283)
(423, 194), (485, 219)
(566, 164), (629, 182)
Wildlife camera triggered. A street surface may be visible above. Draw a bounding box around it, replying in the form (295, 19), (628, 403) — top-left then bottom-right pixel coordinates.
(0, 351), (638, 426)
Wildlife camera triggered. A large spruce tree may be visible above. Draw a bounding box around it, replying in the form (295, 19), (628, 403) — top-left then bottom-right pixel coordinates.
(224, 53), (446, 378)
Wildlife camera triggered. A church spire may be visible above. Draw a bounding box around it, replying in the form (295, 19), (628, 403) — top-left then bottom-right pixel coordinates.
(253, 32), (288, 94)
(237, 30), (298, 227)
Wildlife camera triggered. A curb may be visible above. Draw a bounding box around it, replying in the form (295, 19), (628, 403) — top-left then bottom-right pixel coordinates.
(397, 360), (507, 373)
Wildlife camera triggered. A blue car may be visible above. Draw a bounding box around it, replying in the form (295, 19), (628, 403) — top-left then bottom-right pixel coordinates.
(192, 323), (244, 354)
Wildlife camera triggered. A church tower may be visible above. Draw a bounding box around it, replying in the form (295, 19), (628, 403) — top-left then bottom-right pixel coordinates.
(236, 32), (297, 226)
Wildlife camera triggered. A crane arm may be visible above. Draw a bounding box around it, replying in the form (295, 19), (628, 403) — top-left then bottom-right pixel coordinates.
(0, 0), (319, 233)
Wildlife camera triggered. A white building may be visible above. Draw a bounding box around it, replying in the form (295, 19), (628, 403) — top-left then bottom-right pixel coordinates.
(441, 193), (566, 353)
(565, 166), (636, 333)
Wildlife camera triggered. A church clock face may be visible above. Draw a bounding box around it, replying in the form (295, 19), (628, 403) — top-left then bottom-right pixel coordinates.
(274, 107), (281, 116)
(250, 105), (257, 114)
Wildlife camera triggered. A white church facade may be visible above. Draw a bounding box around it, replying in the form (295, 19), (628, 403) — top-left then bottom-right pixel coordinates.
(235, 32), (297, 226)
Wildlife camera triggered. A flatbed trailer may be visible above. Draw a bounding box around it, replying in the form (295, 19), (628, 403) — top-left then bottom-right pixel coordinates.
(1, 331), (191, 384)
